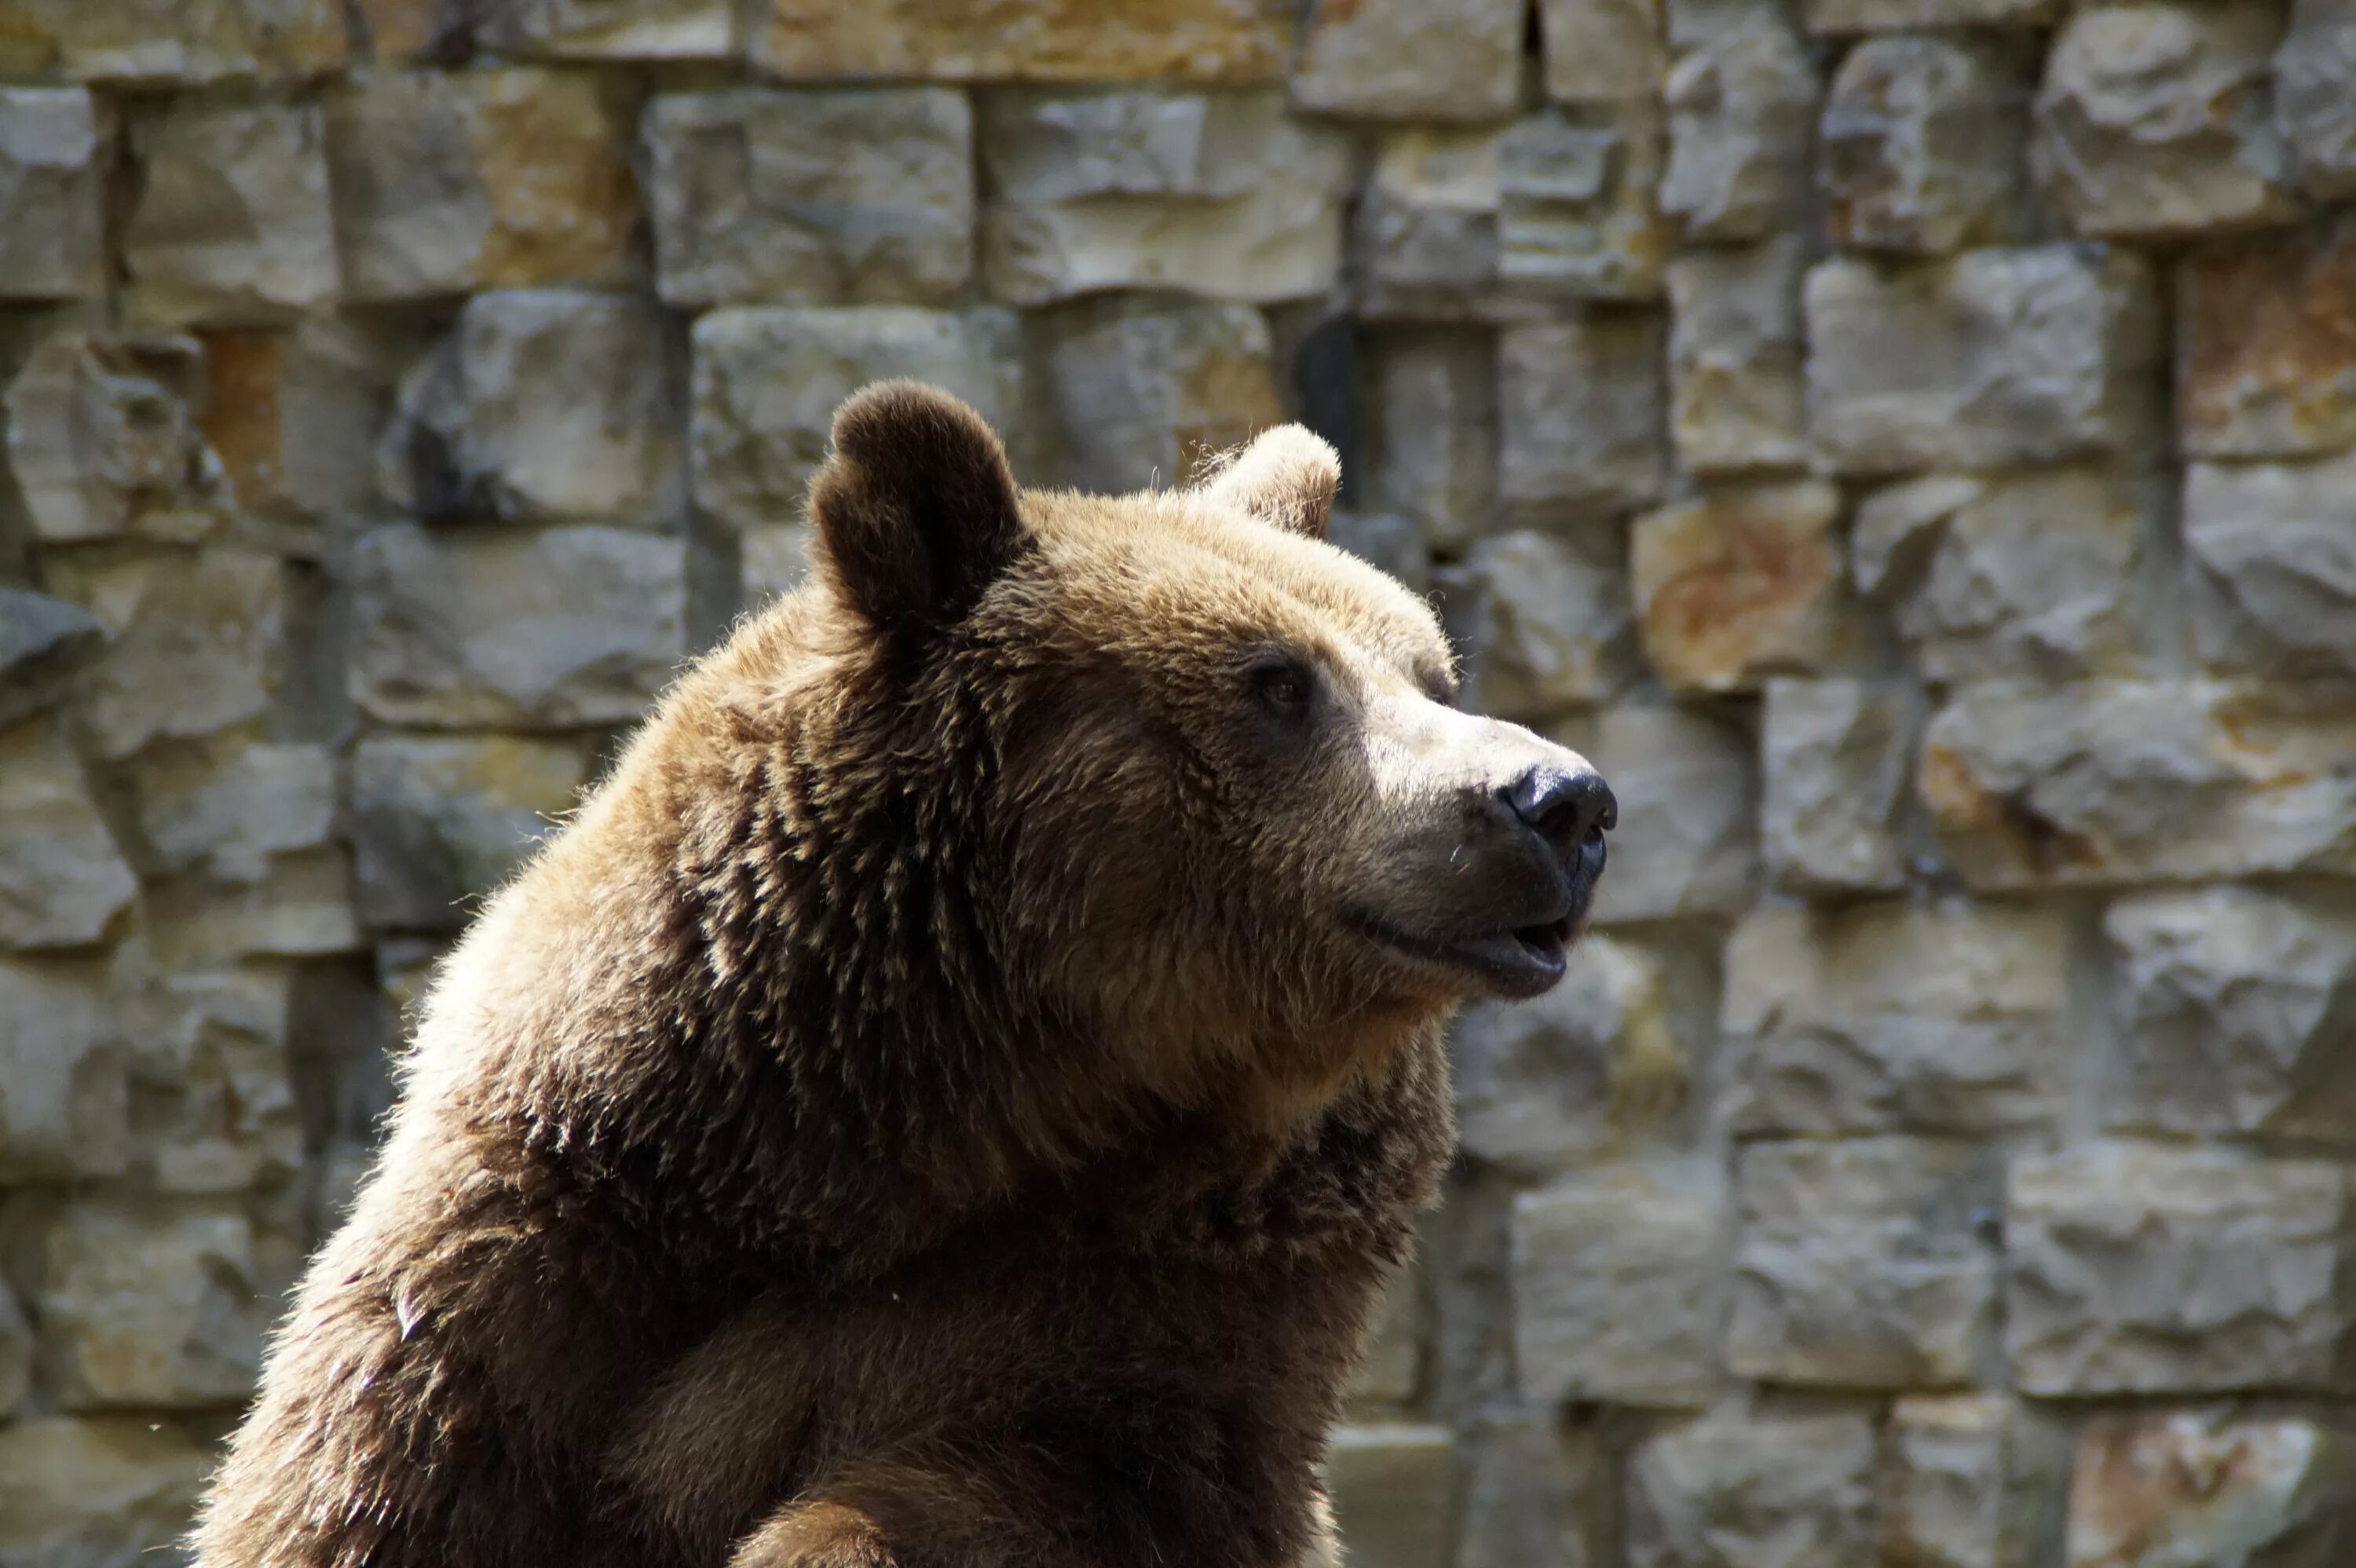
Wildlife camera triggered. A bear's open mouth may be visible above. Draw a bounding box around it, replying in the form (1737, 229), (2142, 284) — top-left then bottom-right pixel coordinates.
(1351, 908), (1581, 1000)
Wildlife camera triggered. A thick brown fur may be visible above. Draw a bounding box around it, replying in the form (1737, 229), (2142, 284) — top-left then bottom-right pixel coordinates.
(193, 384), (1603, 1568)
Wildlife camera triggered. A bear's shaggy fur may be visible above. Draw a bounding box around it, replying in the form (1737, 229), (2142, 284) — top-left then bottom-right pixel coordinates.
(193, 386), (1607, 1568)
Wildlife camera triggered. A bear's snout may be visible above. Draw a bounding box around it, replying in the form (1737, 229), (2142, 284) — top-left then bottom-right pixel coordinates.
(1500, 764), (1617, 857)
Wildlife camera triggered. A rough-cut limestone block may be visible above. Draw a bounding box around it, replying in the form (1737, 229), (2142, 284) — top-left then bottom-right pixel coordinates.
(1661, 20), (1820, 243)
(2277, 0), (2356, 201)
(1626, 1403), (1879, 1568)
(692, 306), (1025, 535)
(1807, 247), (2164, 474)
(4, 330), (225, 543)
(1727, 1136), (2000, 1389)
(379, 291), (682, 527)
(139, 851), (362, 967)
(1356, 328), (1497, 550)
(748, 0), (1291, 83)
(2034, 4), (2294, 241)
(1630, 480), (1860, 693)
(1454, 934), (1700, 1177)
(112, 952), (301, 1193)
(1327, 1425), (1458, 1568)
(0, 590), (103, 726)
(1498, 316), (1666, 521)
(1586, 704), (1758, 924)
(1356, 127), (1505, 320)
(123, 737), (326, 891)
(1033, 295), (1285, 494)
(350, 733), (593, 930)
(1855, 466), (2170, 682)
(2008, 1143), (2356, 1395)
(644, 87), (972, 309)
(349, 523), (688, 729)
(1802, 0), (2054, 34)
(1293, 0), (1522, 120)
(0, 87), (108, 300)
(1880, 1394), (2069, 1568)
(1820, 36), (2031, 254)
(0, 1277), (26, 1415)
(1453, 531), (1640, 722)
(196, 318), (414, 530)
(34, 1198), (267, 1409)
(1458, 1409), (1597, 1568)
(2065, 1409), (2356, 1568)
(979, 90), (1348, 305)
(1666, 236), (1807, 474)
(2183, 455), (2356, 682)
(1721, 898), (2070, 1134)
(0, 1416), (214, 1568)
(0, 956), (129, 1181)
(123, 101), (337, 328)
(1758, 677), (1916, 894)
(1919, 681), (2356, 889)
(2102, 886), (2356, 1143)
(0, 718), (135, 951)
(324, 68), (641, 302)
(1541, 0), (1666, 106)
(1499, 103), (1673, 303)
(477, 0), (734, 58)
(0, 0), (347, 83)
(741, 522), (814, 607)
(2179, 223), (2356, 459)
(42, 550), (284, 761)
(1513, 1176), (1725, 1408)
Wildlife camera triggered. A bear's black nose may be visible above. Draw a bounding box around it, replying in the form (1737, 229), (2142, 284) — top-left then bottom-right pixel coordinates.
(1502, 766), (1616, 853)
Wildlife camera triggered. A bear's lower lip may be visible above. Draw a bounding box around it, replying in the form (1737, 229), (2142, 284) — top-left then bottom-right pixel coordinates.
(1351, 911), (1578, 1000)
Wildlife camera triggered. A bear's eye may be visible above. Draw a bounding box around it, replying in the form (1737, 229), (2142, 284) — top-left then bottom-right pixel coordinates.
(1248, 656), (1317, 719)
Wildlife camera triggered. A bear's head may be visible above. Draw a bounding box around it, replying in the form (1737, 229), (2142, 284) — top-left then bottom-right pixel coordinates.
(787, 382), (1612, 1120)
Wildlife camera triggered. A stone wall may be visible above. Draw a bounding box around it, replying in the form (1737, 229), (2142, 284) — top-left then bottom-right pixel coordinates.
(4, 0), (2356, 1564)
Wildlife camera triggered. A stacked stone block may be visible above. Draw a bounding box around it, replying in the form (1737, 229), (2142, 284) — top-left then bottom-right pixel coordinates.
(3, 2), (2356, 1565)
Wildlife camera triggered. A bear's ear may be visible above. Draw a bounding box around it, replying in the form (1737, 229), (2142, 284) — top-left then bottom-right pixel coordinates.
(807, 382), (1026, 641)
(1197, 425), (1340, 541)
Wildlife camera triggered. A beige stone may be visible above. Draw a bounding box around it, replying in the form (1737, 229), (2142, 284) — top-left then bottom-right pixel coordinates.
(324, 68), (642, 302)
(1758, 677), (1916, 894)
(0, 87), (108, 300)
(123, 101), (337, 327)
(1457, 1408), (1597, 1568)
(2007, 1143), (2356, 1395)
(1034, 295), (1286, 493)
(196, 318), (412, 529)
(748, 0), (1292, 83)
(1666, 236), (1808, 475)
(1820, 36), (2031, 256)
(4, 329), (225, 543)
(350, 733), (593, 930)
(1498, 315), (1667, 520)
(1631, 480), (1859, 692)
(35, 1198), (267, 1409)
(1919, 681), (2356, 889)
(130, 734), (337, 884)
(1727, 1137), (2000, 1389)
(2066, 1409), (2356, 1568)
(1356, 328), (1498, 550)
(1513, 1175), (1725, 1408)
(692, 307), (1026, 534)
(1540, 0), (1666, 106)
(480, 0), (734, 57)
(140, 851), (363, 967)
(1454, 935), (1699, 1177)
(1662, 20), (1820, 242)
(0, 718), (135, 949)
(1328, 1425), (1458, 1568)
(1455, 531), (1640, 721)
(0, 1416), (214, 1568)
(2035, 4), (2295, 241)
(1499, 102), (1673, 302)
(644, 87), (971, 309)
(0, 956), (129, 1182)
(1879, 1394), (2069, 1568)
(741, 522), (814, 608)
(979, 90), (1348, 305)
(0, 0), (346, 84)
(349, 522), (687, 729)
(1803, 0), (2054, 31)
(1626, 1403), (1879, 1568)
(2184, 455), (2356, 681)
(42, 550), (284, 761)
(0, 590), (102, 728)
(2178, 222), (2356, 460)
(1584, 704), (1758, 925)
(1293, 0), (1521, 120)
(112, 951), (303, 1193)
(1355, 127), (1506, 320)
(1347, 1271), (1422, 1410)
(1721, 898), (2071, 1135)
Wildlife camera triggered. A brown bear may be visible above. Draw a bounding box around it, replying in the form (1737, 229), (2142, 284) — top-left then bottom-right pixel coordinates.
(192, 384), (1613, 1568)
